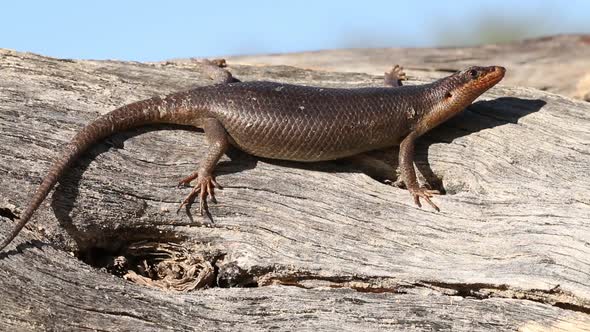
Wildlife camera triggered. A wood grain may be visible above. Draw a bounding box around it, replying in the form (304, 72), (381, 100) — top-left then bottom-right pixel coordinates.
(1, 42), (589, 331)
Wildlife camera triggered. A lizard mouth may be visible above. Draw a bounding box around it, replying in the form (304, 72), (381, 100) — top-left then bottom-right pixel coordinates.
(480, 66), (506, 88)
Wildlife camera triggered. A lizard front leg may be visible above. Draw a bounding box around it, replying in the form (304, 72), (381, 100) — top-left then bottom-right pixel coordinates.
(398, 132), (440, 211)
(177, 118), (229, 215)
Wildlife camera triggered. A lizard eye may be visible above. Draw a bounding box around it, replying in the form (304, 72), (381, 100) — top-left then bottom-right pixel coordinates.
(469, 69), (479, 79)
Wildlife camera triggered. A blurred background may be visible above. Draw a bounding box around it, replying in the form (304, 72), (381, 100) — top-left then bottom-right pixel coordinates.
(1, 0), (588, 61)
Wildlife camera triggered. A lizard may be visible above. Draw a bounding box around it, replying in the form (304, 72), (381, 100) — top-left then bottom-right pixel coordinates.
(0, 61), (505, 251)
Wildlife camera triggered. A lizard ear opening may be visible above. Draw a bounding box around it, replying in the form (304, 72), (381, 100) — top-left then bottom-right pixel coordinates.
(445, 92), (453, 99)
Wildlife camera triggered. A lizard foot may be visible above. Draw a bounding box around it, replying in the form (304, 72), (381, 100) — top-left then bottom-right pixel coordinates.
(409, 187), (440, 212)
(192, 58), (238, 84)
(384, 65), (407, 87)
(177, 174), (222, 215)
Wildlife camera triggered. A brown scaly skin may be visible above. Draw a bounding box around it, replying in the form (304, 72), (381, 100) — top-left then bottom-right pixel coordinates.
(0, 63), (505, 251)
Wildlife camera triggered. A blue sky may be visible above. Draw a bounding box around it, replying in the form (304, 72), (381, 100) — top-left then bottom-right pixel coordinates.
(1, 0), (588, 61)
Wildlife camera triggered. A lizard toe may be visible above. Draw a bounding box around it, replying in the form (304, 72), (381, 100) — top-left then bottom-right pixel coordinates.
(409, 187), (440, 212)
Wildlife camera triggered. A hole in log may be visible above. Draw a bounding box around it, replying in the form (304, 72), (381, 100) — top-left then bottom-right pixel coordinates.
(0, 207), (17, 221)
(216, 261), (259, 288)
(73, 226), (259, 291)
(77, 236), (229, 292)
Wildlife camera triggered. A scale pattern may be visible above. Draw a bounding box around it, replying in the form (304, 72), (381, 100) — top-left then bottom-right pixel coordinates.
(190, 82), (431, 161)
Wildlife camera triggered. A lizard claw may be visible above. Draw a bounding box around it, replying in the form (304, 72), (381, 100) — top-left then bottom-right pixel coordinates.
(409, 187), (440, 212)
(384, 64), (407, 87)
(177, 171), (198, 188)
(176, 174), (221, 215)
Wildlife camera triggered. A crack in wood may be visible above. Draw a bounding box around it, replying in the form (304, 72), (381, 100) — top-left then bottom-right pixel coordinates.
(258, 274), (590, 314)
(228, 185), (308, 200)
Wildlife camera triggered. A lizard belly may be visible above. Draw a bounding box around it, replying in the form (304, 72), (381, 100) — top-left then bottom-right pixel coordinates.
(222, 114), (400, 162)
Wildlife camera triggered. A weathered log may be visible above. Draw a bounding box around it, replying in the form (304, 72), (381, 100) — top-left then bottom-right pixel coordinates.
(0, 44), (589, 331)
(224, 34), (590, 101)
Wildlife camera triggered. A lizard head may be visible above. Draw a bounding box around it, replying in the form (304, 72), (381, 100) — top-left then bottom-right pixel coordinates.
(415, 66), (505, 134)
(444, 66), (506, 106)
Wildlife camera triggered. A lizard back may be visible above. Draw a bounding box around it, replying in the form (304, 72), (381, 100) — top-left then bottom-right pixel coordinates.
(194, 82), (423, 161)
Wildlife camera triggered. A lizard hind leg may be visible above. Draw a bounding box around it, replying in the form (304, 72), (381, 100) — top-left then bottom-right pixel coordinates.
(196, 58), (241, 84)
(177, 118), (229, 216)
(384, 65), (407, 87)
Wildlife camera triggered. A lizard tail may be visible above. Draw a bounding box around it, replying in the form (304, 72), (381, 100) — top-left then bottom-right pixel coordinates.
(0, 95), (182, 251)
